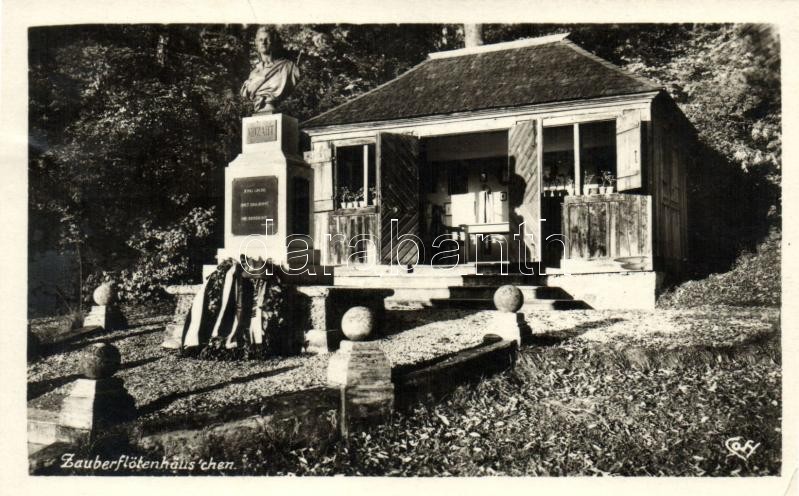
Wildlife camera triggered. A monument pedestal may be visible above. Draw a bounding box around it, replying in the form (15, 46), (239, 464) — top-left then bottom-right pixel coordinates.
(218, 113), (314, 268)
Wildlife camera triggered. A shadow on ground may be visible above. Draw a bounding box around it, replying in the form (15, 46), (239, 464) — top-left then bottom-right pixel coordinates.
(136, 366), (299, 417)
(382, 308), (482, 336)
(527, 317), (626, 346)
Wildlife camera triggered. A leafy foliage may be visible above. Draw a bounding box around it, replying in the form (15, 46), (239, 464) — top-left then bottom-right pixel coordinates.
(659, 228), (781, 308)
(29, 24), (781, 306)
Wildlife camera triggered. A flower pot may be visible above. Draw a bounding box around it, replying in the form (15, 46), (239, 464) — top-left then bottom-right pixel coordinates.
(607, 186), (615, 194)
(357, 200), (366, 208)
(345, 202), (355, 209)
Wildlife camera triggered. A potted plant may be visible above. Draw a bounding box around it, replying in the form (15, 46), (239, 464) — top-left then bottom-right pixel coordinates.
(565, 178), (575, 196)
(583, 172), (599, 195)
(338, 186), (354, 209)
(368, 186), (378, 205)
(601, 171), (616, 194)
(355, 187), (366, 208)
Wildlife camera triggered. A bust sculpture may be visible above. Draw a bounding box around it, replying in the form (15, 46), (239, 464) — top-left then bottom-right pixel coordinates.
(240, 26), (300, 114)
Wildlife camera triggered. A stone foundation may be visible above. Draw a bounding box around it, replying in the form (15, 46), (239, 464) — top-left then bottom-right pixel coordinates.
(546, 270), (662, 310)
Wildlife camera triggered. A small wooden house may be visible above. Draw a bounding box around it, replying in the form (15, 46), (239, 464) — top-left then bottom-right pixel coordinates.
(300, 34), (695, 308)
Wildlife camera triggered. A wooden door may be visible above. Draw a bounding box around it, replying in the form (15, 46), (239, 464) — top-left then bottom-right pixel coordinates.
(508, 120), (541, 262)
(378, 132), (421, 265)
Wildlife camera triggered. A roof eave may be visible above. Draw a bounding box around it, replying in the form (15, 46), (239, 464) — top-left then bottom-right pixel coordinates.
(301, 91), (662, 135)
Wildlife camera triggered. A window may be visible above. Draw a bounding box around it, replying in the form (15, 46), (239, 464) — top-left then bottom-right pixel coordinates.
(579, 121), (616, 188)
(542, 120), (618, 195)
(335, 144), (376, 207)
(542, 125), (575, 193)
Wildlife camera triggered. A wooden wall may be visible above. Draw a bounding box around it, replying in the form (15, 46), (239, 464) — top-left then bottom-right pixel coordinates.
(327, 207), (379, 265)
(562, 194), (652, 261)
(648, 93), (692, 276)
(304, 91), (692, 278)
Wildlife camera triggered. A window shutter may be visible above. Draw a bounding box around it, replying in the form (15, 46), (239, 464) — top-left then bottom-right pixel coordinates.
(616, 110), (642, 191)
(304, 142), (334, 212)
(378, 132), (421, 265)
(508, 119), (540, 261)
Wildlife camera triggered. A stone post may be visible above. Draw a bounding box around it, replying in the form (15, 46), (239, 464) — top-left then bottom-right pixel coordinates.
(489, 285), (532, 345)
(83, 282), (126, 331)
(57, 343), (136, 443)
(326, 306), (393, 434)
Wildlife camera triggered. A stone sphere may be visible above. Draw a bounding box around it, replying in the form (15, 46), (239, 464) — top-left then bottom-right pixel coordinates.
(341, 306), (375, 341)
(80, 342), (121, 379)
(493, 285), (524, 313)
(93, 282), (116, 306)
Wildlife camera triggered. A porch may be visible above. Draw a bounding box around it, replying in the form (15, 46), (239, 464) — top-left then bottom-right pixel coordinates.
(316, 122), (653, 274)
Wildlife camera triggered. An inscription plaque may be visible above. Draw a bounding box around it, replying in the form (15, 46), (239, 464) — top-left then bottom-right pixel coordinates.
(246, 120), (278, 144)
(232, 176), (278, 235)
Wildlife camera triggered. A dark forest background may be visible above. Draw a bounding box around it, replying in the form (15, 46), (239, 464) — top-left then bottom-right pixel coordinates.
(28, 24), (781, 313)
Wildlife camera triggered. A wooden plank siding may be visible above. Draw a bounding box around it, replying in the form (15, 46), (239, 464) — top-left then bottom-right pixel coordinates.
(562, 194), (652, 261)
(649, 94), (691, 276)
(377, 133), (422, 265)
(327, 207), (380, 265)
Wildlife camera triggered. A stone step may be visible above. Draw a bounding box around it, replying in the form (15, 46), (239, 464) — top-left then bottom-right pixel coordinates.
(335, 274), (470, 289)
(335, 273), (546, 289)
(461, 274), (546, 286)
(28, 442), (51, 456)
(430, 298), (590, 311)
(383, 285), (574, 306)
(448, 285), (572, 300)
(28, 408), (59, 446)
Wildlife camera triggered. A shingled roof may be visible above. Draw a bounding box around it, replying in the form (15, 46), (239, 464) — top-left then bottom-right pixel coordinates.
(302, 33), (661, 129)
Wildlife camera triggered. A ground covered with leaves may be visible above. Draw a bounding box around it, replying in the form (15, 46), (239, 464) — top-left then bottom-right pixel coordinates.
(659, 229), (781, 308)
(194, 308), (782, 476)
(211, 307), (780, 476)
(29, 304), (780, 476)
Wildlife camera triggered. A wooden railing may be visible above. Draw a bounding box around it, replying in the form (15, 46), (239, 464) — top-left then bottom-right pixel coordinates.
(561, 194), (652, 266)
(327, 206), (379, 265)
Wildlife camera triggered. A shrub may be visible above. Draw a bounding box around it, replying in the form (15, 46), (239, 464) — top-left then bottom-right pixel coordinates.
(115, 206), (216, 303)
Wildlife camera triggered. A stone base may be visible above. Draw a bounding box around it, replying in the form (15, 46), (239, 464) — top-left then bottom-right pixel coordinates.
(327, 341), (392, 388)
(162, 323), (184, 349)
(57, 377), (136, 443)
(293, 286), (391, 337)
(304, 329), (345, 354)
(488, 311), (533, 346)
(342, 383), (394, 428)
(327, 341), (394, 433)
(83, 305), (126, 331)
(546, 271), (661, 310)
(162, 285), (202, 349)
